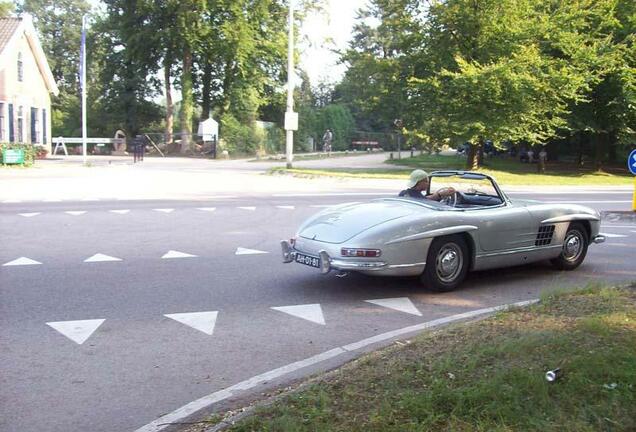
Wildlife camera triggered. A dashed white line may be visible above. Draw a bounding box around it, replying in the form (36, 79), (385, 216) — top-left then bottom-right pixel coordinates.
(197, 207), (217, 212)
(153, 208), (175, 213)
(83, 253), (122, 263)
(276, 205), (295, 210)
(2, 257), (42, 266)
(238, 206), (256, 211)
(18, 212), (40, 218)
(109, 209), (130, 214)
(235, 247), (268, 255)
(65, 211), (87, 216)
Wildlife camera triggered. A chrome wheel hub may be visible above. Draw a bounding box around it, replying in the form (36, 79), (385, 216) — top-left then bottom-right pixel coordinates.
(436, 244), (463, 283)
(563, 231), (583, 262)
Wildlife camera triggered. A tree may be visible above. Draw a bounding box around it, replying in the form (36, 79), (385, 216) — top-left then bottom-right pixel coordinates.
(0, 1), (14, 17)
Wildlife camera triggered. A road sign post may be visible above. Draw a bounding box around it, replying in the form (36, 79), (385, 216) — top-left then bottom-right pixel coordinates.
(628, 149), (636, 212)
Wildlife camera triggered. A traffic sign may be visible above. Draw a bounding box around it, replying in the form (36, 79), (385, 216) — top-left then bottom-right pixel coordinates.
(629, 149), (636, 175)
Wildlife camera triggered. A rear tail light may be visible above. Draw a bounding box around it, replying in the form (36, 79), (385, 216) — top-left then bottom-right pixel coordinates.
(341, 248), (381, 257)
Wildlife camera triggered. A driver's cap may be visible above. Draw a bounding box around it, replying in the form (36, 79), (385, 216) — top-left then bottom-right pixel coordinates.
(407, 169), (429, 188)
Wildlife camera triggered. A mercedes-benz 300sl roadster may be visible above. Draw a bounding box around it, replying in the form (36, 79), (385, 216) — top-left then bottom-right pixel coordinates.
(281, 171), (605, 291)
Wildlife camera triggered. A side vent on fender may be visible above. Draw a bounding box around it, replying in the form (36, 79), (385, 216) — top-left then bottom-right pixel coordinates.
(535, 225), (556, 246)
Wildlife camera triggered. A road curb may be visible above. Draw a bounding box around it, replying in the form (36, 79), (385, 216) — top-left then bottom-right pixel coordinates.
(134, 298), (539, 432)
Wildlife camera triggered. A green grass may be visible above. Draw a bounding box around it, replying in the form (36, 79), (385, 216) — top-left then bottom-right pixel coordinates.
(270, 154), (634, 186)
(251, 151), (376, 163)
(220, 285), (636, 432)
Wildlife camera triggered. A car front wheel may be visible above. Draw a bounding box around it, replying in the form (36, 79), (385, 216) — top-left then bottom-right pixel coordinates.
(550, 222), (589, 270)
(421, 235), (469, 292)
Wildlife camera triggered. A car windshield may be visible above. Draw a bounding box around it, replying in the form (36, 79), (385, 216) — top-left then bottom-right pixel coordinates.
(429, 174), (500, 199)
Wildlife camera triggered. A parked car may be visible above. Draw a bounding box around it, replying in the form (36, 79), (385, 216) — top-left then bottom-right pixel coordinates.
(281, 171), (604, 291)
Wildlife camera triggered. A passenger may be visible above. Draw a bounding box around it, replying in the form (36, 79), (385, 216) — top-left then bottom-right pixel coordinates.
(399, 169), (455, 201)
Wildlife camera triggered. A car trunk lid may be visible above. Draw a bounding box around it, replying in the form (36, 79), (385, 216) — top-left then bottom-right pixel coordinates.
(299, 201), (418, 244)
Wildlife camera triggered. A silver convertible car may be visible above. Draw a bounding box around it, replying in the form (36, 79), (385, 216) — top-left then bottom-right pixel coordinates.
(281, 171), (605, 291)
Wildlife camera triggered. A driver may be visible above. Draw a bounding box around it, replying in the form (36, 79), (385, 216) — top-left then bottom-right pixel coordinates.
(399, 170), (455, 201)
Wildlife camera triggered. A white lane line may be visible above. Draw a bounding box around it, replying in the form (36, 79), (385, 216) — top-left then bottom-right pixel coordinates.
(161, 250), (197, 259)
(276, 205), (295, 210)
(65, 211), (87, 216)
(197, 207), (216, 212)
(365, 297), (422, 316)
(154, 208), (175, 213)
(235, 247), (268, 255)
(544, 200), (631, 204)
(46, 319), (105, 345)
(238, 206), (256, 211)
(43, 198), (62, 202)
(83, 253), (122, 263)
(164, 311), (218, 335)
(3, 199), (21, 203)
(3, 257), (42, 266)
(135, 298), (539, 432)
(273, 192), (395, 197)
(599, 232), (628, 238)
(631, 230), (636, 234)
(109, 209), (130, 214)
(271, 304), (326, 325)
(19, 212), (41, 218)
(600, 225), (636, 229)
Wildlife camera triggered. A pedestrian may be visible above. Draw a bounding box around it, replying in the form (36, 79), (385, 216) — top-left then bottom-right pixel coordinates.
(538, 147), (547, 173)
(322, 129), (333, 155)
(527, 148), (534, 163)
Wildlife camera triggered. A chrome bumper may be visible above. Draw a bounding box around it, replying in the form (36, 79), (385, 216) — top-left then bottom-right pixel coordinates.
(593, 235), (606, 244)
(281, 240), (387, 274)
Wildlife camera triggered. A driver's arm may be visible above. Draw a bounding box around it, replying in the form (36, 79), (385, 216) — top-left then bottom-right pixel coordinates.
(427, 187), (455, 201)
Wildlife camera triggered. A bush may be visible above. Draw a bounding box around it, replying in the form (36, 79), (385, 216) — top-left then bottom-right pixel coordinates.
(1, 143), (36, 166)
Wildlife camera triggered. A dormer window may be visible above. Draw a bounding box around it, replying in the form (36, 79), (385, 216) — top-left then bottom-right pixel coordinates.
(18, 52), (24, 82)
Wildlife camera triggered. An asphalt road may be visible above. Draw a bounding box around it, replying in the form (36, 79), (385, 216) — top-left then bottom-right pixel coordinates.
(1, 190), (635, 432)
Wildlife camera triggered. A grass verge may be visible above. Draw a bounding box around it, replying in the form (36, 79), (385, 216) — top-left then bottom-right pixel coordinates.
(270, 154), (633, 186)
(200, 284), (636, 431)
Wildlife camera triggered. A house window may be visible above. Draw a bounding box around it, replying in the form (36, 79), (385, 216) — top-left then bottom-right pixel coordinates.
(18, 52), (24, 82)
(31, 107), (39, 144)
(17, 106), (23, 143)
(0, 103), (5, 142)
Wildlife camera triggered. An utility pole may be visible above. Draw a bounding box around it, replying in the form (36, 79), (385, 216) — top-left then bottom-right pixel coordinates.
(80, 15), (87, 165)
(284, 0), (298, 169)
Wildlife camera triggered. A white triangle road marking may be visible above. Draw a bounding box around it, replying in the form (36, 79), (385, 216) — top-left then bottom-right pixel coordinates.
(84, 253), (122, 263)
(235, 247), (268, 255)
(19, 212), (41, 218)
(65, 211), (87, 216)
(197, 207), (217, 212)
(276, 205), (295, 210)
(365, 297), (422, 316)
(271, 304), (326, 325)
(46, 319), (105, 345)
(162, 250), (198, 259)
(238, 206), (256, 211)
(154, 208), (174, 213)
(3, 257), (42, 266)
(599, 232), (627, 238)
(109, 209), (130, 214)
(164, 311), (218, 335)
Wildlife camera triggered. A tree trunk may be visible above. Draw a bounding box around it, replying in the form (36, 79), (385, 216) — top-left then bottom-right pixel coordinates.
(465, 143), (480, 170)
(164, 55), (173, 147)
(594, 132), (607, 171)
(201, 60), (212, 120)
(180, 47), (193, 153)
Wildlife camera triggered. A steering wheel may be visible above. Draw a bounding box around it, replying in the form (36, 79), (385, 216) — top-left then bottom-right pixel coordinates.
(440, 191), (467, 207)
(440, 191), (458, 207)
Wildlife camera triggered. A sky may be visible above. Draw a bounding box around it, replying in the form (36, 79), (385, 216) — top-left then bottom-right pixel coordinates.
(298, 0), (370, 86)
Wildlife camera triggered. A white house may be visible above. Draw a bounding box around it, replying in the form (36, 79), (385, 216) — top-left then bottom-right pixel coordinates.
(0, 15), (59, 154)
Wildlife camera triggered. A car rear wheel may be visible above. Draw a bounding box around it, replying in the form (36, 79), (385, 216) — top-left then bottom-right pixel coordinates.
(421, 235), (469, 292)
(550, 222), (589, 270)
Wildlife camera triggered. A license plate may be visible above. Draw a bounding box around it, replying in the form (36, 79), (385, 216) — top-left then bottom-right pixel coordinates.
(295, 252), (321, 268)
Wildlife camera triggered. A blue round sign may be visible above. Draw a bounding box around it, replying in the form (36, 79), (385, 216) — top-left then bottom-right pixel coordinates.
(629, 149), (636, 175)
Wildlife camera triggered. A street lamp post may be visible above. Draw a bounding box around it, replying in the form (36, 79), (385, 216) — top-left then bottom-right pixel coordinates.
(284, 0), (298, 169)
